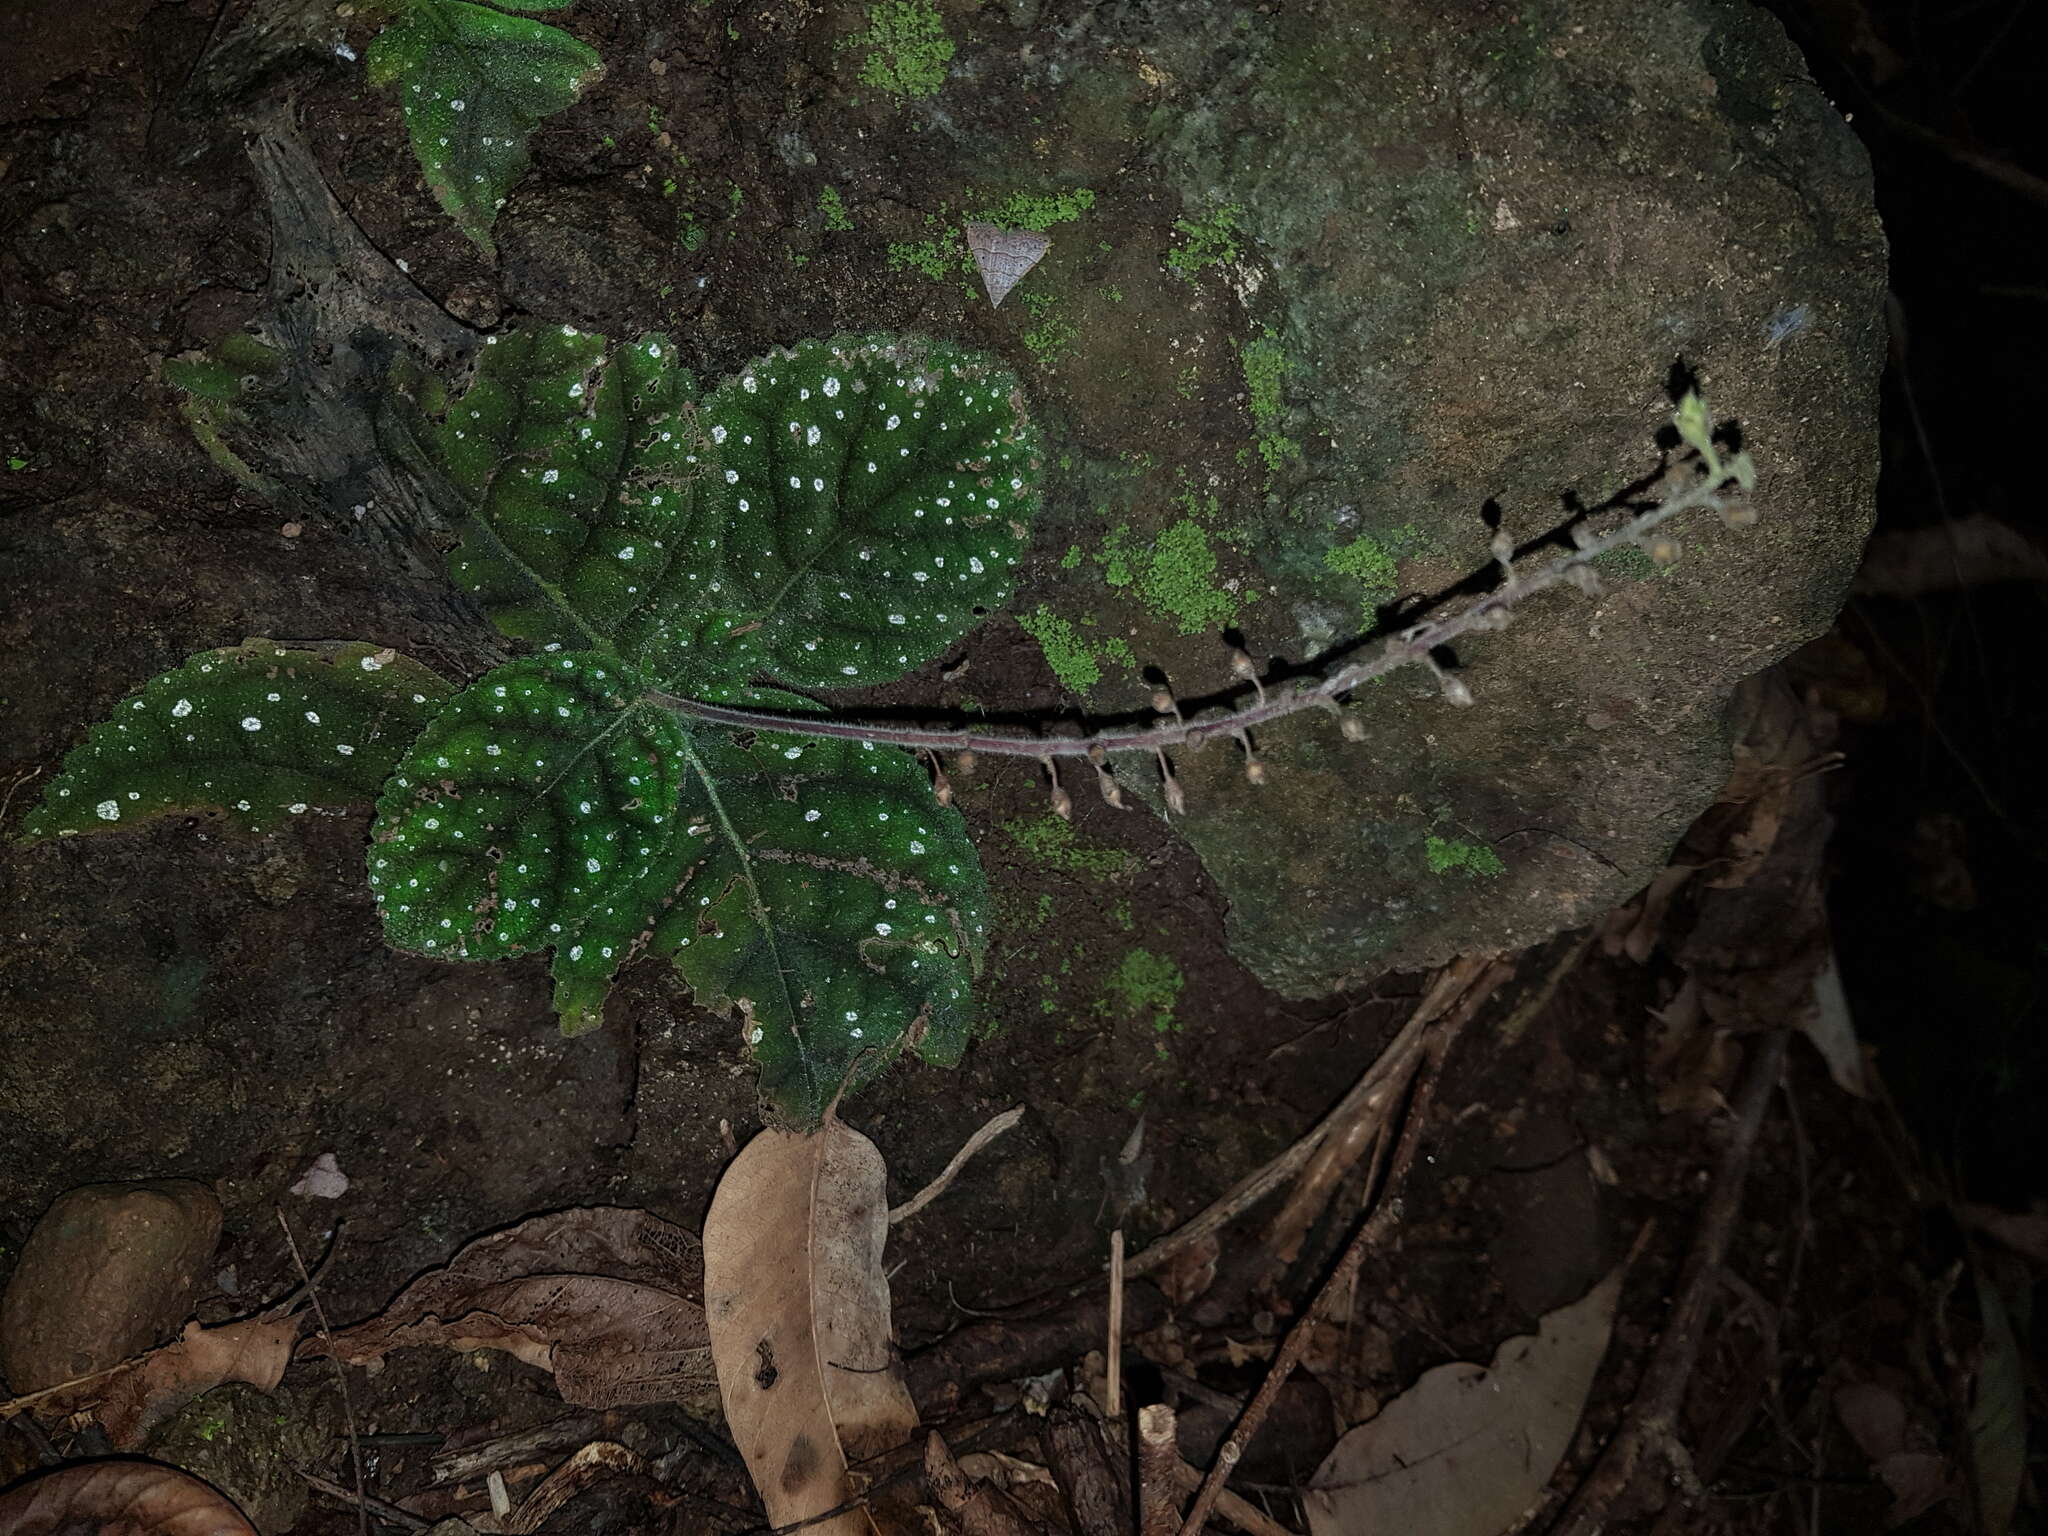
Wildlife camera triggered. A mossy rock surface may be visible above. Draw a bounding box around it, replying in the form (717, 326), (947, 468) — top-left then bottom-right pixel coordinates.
(730, 0), (1880, 992)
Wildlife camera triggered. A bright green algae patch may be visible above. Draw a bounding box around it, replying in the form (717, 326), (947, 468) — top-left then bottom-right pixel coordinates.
(848, 0), (955, 100)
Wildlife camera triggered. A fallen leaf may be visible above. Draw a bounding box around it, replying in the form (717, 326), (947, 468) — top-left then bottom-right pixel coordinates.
(704, 1119), (920, 1535)
(1968, 1263), (2024, 1536)
(302, 1207), (714, 1411)
(0, 1459), (258, 1535)
(1304, 1263), (1623, 1536)
(1799, 951), (1869, 1097)
(23, 1314), (300, 1449)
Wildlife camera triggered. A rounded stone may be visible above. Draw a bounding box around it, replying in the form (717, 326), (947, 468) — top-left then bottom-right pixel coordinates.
(0, 1178), (224, 1392)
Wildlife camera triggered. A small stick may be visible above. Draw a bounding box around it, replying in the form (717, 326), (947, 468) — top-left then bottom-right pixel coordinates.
(1176, 1003), (1468, 1536)
(298, 1470), (430, 1531)
(1164, 1458), (1299, 1536)
(1127, 953), (1501, 1283)
(1138, 1404), (1182, 1536)
(1547, 1031), (1790, 1536)
(890, 1106), (1025, 1225)
(279, 1209), (369, 1536)
(1107, 1231), (1126, 1419)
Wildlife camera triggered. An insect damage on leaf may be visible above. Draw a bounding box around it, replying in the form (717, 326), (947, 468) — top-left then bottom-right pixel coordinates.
(18, 640), (452, 839)
(366, 0), (602, 256)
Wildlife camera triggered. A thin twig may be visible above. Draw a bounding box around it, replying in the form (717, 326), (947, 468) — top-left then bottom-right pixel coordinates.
(646, 462), (1748, 760)
(1127, 954), (1497, 1283)
(889, 1105), (1025, 1225)
(1547, 1031), (1790, 1536)
(279, 1209), (369, 1536)
(1165, 1459), (1301, 1536)
(298, 1470), (431, 1532)
(1176, 998), (1474, 1536)
(1107, 1231), (1125, 1419)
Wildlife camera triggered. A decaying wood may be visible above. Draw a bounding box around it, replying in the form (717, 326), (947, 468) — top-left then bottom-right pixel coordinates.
(428, 1413), (616, 1486)
(924, 1432), (1056, 1536)
(1138, 1404), (1182, 1536)
(1043, 1403), (1132, 1536)
(504, 1441), (645, 1534)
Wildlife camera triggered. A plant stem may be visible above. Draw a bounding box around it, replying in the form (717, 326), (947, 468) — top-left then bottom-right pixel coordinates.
(644, 461), (1745, 761)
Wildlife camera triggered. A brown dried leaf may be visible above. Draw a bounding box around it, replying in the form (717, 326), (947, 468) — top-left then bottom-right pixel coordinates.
(1304, 1264), (1623, 1536)
(704, 1120), (920, 1536)
(0, 1459), (258, 1535)
(27, 1314), (300, 1449)
(302, 1207), (713, 1410)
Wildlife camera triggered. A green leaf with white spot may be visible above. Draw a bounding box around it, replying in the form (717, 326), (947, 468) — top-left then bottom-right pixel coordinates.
(17, 641), (452, 840)
(433, 326), (752, 689)
(40, 324), (1040, 1126)
(425, 329), (1041, 696)
(650, 726), (987, 1124)
(369, 656), (988, 1121)
(368, 653), (689, 997)
(699, 335), (1039, 689)
(367, 0), (602, 256)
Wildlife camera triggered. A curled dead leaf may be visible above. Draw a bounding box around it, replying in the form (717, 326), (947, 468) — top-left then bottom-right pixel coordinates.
(10, 1315), (301, 1450)
(0, 1460), (258, 1535)
(301, 1208), (713, 1411)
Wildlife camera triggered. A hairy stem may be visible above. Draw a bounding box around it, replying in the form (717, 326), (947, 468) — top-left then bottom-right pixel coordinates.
(644, 458), (1747, 761)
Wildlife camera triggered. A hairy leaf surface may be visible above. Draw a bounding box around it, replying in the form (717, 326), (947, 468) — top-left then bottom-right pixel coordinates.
(367, 0), (602, 255)
(369, 653), (689, 994)
(42, 323), (1037, 1124)
(652, 726), (987, 1123)
(20, 641), (451, 838)
(436, 326), (755, 690)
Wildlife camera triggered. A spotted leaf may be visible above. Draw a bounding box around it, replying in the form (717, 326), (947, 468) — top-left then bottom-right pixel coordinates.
(650, 727), (987, 1124)
(368, 653), (687, 995)
(432, 326), (757, 691)
(702, 334), (1039, 690)
(369, 657), (986, 1120)
(426, 329), (1041, 697)
(367, 0), (602, 256)
(17, 641), (452, 839)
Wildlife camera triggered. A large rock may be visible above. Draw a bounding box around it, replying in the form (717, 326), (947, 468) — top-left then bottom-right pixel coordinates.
(813, 0), (1883, 993)
(1, 1179), (222, 1391)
